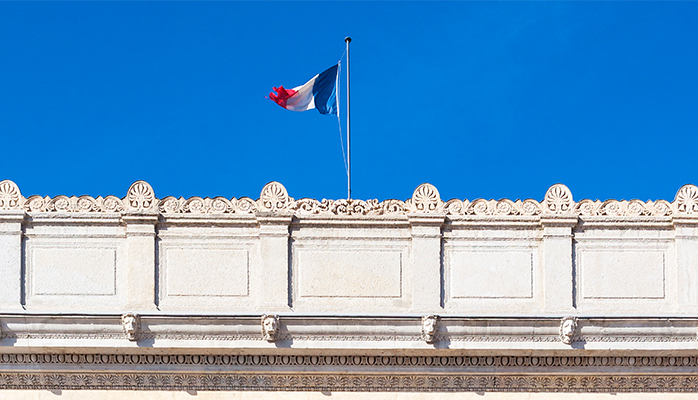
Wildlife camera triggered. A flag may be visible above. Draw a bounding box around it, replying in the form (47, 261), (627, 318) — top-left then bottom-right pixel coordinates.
(269, 65), (338, 115)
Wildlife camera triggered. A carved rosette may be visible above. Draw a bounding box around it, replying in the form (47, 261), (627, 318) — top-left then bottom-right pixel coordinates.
(559, 316), (578, 345)
(259, 182), (289, 212)
(544, 184), (574, 215)
(421, 315), (439, 344)
(121, 313), (140, 342)
(675, 184), (698, 215)
(0, 180), (22, 210)
(126, 181), (156, 211)
(261, 314), (279, 342)
(410, 183), (442, 213)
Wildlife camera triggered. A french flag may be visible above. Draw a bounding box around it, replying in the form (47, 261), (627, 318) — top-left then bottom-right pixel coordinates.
(269, 65), (338, 115)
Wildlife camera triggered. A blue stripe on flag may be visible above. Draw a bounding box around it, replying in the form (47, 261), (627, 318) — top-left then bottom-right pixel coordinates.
(312, 65), (338, 115)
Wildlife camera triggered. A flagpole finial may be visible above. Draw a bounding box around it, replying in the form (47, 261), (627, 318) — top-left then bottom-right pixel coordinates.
(345, 37), (352, 43)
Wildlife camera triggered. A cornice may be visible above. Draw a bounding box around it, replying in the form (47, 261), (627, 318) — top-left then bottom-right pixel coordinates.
(4, 180), (698, 219)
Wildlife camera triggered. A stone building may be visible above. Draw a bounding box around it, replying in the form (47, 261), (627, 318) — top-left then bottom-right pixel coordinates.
(1, 179), (698, 399)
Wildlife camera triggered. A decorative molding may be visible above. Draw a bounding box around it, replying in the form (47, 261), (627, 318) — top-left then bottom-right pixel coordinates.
(4, 179), (698, 217)
(1, 372), (698, 392)
(1, 353), (697, 369)
(158, 196), (258, 214)
(3, 331), (695, 343)
(24, 195), (125, 212)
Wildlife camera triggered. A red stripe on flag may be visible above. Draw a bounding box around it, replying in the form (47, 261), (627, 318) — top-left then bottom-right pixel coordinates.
(269, 86), (297, 109)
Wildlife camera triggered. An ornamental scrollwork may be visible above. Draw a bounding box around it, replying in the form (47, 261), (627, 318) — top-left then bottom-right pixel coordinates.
(443, 198), (541, 216)
(158, 197), (256, 214)
(575, 199), (673, 217)
(8, 180), (698, 219)
(23, 195), (125, 213)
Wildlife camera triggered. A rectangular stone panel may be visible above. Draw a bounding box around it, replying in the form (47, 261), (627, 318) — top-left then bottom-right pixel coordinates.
(164, 249), (249, 297)
(297, 250), (402, 298)
(449, 250), (533, 299)
(579, 250), (665, 299)
(32, 247), (116, 296)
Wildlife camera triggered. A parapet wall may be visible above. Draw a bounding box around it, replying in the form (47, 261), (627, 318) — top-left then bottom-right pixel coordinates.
(1, 179), (698, 316)
(3, 179), (698, 394)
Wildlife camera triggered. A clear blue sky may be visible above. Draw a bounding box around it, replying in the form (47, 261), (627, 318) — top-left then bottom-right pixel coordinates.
(1, 2), (697, 203)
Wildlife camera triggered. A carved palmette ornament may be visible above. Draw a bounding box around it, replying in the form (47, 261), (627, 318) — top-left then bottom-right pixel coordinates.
(121, 313), (140, 341)
(544, 184), (574, 214)
(259, 182), (289, 212)
(409, 183), (442, 213)
(421, 315), (439, 344)
(261, 314), (279, 342)
(0, 180), (22, 210)
(126, 181), (156, 211)
(675, 184), (698, 215)
(559, 316), (578, 345)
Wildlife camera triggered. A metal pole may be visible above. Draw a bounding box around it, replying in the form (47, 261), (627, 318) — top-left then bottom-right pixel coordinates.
(345, 36), (351, 200)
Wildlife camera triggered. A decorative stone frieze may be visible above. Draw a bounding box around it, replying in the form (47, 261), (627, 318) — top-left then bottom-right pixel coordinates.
(4, 179), (698, 217)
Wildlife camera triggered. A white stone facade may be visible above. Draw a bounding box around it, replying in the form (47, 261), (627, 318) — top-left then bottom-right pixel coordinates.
(1, 179), (698, 394)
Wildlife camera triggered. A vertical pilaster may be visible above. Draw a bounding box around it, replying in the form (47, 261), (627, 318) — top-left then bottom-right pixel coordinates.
(122, 212), (158, 311)
(674, 217), (698, 307)
(540, 216), (577, 313)
(258, 213), (292, 311)
(0, 211), (25, 310)
(409, 214), (445, 312)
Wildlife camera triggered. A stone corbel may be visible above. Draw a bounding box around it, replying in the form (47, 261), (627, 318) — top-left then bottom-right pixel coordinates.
(121, 313), (140, 341)
(261, 314), (279, 342)
(421, 315), (439, 344)
(559, 316), (578, 345)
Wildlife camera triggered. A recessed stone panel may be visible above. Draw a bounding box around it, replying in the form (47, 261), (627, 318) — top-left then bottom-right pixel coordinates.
(297, 250), (402, 298)
(580, 250), (665, 299)
(449, 250), (533, 299)
(32, 247), (116, 296)
(165, 249), (249, 297)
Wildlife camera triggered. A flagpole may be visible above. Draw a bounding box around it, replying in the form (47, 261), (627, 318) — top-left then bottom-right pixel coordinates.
(345, 36), (351, 200)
